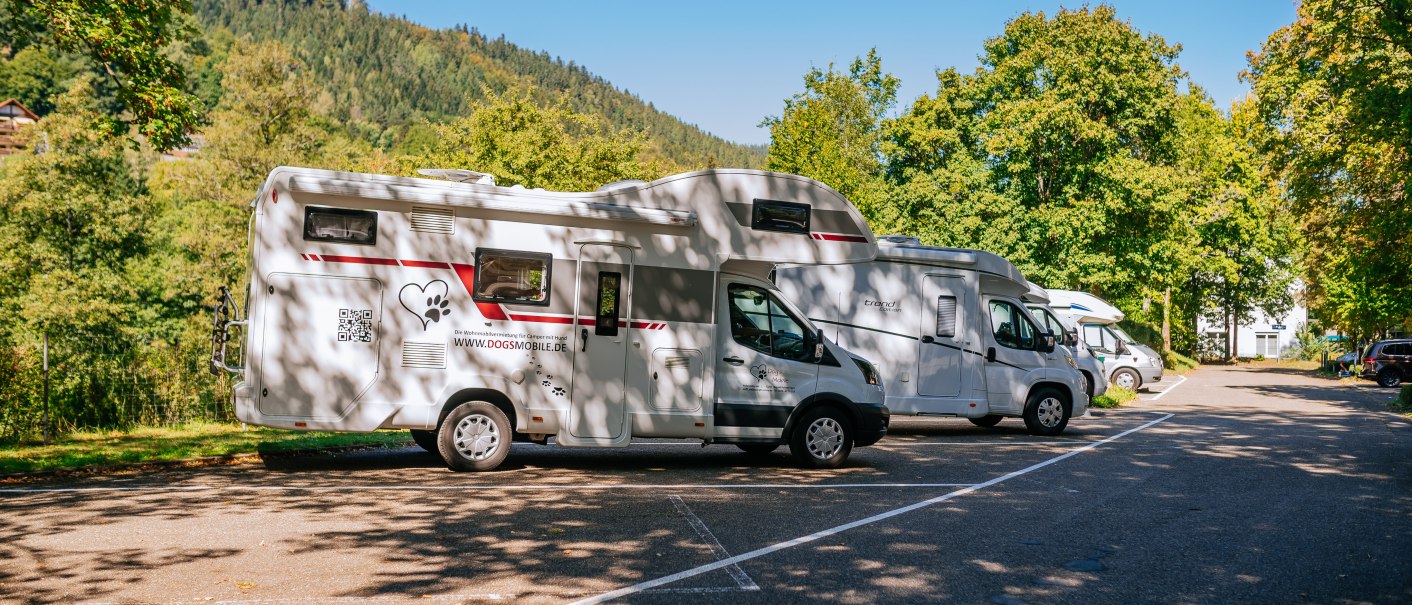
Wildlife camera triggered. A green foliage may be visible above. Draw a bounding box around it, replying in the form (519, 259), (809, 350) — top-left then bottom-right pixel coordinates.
(762, 49), (898, 210)
(400, 88), (676, 191)
(0, 46), (83, 115)
(2, 0), (204, 150)
(1398, 386), (1412, 410)
(1246, 0), (1412, 336)
(1093, 386), (1137, 408)
(1161, 349), (1199, 373)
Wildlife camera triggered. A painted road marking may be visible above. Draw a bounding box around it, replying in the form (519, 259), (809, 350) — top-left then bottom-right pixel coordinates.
(0, 482), (978, 495)
(569, 412), (1175, 605)
(670, 495), (759, 591)
(1143, 374), (1189, 401)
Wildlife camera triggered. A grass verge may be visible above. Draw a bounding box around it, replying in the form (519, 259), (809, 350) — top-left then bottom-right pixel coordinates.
(1092, 386), (1138, 408)
(0, 422), (413, 474)
(1162, 350), (1200, 374)
(1391, 386), (1412, 417)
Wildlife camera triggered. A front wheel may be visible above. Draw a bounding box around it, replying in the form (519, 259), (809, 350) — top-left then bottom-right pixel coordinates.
(1112, 368), (1141, 391)
(1023, 388), (1071, 436)
(410, 429), (438, 454)
(438, 401), (512, 472)
(968, 415), (1004, 428)
(1377, 369), (1402, 388)
(789, 407), (854, 469)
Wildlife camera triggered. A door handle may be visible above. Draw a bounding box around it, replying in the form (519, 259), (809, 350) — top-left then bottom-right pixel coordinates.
(581, 328), (588, 352)
(921, 335), (935, 344)
(722, 356), (744, 366)
(986, 347), (997, 363)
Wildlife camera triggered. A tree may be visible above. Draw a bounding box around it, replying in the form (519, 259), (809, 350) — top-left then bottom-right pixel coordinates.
(1, 0), (203, 150)
(762, 49), (898, 210)
(1246, 0), (1412, 336)
(401, 87), (674, 191)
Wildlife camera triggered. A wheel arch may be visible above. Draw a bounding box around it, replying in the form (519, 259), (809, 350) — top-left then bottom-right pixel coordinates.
(1028, 381), (1074, 408)
(439, 388), (517, 430)
(783, 393), (858, 440)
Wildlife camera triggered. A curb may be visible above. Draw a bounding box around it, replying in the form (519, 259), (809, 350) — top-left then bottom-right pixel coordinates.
(0, 440), (416, 484)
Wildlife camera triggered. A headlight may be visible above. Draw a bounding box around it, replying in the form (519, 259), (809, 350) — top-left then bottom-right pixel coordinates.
(852, 357), (880, 386)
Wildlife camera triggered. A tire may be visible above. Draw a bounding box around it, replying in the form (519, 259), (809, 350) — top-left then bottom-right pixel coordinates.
(410, 429), (439, 454)
(437, 401), (512, 472)
(789, 406), (854, 469)
(736, 443), (780, 455)
(968, 415), (1004, 428)
(1023, 388), (1071, 436)
(1080, 372), (1095, 398)
(1111, 368), (1141, 391)
(1377, 369), (1402, 388)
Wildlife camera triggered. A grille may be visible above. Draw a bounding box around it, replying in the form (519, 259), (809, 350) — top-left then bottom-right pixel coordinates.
(401, 341), (446, 368)
(409, 206), (455, 234)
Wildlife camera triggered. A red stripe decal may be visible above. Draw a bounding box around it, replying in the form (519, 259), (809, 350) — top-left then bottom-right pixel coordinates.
(449, 263), (509, 320)
(509, 314), (576, 325)
(812, 233), (870, 243)
(401, 259), (452, 269)
(321, 255), (398, 266)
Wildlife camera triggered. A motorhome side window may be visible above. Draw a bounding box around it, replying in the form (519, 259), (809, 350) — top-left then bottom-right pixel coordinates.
(1082, 325), (1114, 352)
(303, 207), (377, 245)
(595, 272), (621, 336)
(472, 249), (551, 306)
(726, 284), (810, 361)
(751, 199), (810, 234)
(935, 296), (958, 337)
(988, 301), (1039, 350)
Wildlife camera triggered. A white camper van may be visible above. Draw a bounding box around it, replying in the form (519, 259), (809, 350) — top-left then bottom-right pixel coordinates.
(1046, 290), (1163, 391)
(774, 237), (1088, 436)
(211, 167), (889, 471)
(1023, 282), (1108, 399)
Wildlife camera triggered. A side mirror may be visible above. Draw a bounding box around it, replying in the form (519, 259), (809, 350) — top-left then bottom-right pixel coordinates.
(1115, 340), (1130, 355)
(1042, 333), (1056, 353)
(813, 328), (825, 361)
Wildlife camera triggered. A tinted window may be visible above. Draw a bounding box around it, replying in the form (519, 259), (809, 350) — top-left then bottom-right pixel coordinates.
(473, 249), (551, 306)
(989, 300), (1038, 350)
(303, 207), (377, 245)
(751, 199), (810, 234)
(1028, 306), (1069, 345)
(727, 284), (810, 360)
(594, 272), (620, 336)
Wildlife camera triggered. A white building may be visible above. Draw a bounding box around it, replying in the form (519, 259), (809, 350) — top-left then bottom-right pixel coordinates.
(1196, 284), (1307, 359)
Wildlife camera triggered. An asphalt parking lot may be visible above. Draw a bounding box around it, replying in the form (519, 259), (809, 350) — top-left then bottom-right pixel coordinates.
(3, 365), (1410, 604)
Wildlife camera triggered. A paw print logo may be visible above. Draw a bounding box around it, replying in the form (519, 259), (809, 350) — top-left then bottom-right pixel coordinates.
(751, 364), (769, 381)
(542, 380), (552, 387)
(424, 294), (451, 323)
(552, 386), (566, 396)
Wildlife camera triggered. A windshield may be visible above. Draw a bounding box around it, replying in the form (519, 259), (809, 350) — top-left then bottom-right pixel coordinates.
(1109, 325), (1137, 343)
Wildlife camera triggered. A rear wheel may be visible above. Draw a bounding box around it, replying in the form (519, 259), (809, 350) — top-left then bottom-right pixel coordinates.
(437, 401), (511, 472)
(968, 415), (1004, 428)
(410, 429), (438, 454)
(1377, 369), (1402, 388)
(1112, 368), (1141, 391)
(789, 406), (854, 469)
(1023, 388), (1071, 436)
(736, 443), (779, 455)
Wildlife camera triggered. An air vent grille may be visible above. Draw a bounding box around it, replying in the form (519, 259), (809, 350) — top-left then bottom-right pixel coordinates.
(410, 206), (455, 234)
(664, 356), (691, 369)
(401, 341), (446, 368)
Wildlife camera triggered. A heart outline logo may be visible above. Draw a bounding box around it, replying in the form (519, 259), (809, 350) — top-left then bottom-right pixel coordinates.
(399, 280), (452, 330)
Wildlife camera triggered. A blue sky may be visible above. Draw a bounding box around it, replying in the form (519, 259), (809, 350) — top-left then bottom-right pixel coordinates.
(367, 1), (1300, 145)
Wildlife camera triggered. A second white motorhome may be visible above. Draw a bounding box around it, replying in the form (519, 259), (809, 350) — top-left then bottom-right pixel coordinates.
(211, 167), (889, 471)
(1023, 282), (1108, 399)
(774, 237), (1088, 436)
(1046, 290), (1164, 391)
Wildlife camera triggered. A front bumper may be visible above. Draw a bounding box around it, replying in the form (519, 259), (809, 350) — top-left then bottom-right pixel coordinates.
(849, 401), (890, 447)
(1141, 365), (1164, 384)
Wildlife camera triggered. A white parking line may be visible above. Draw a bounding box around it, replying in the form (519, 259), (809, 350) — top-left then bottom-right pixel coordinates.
(569, 412), (1174, 605)
(669, 495), (759, 591)
(1143, 374), (1189, 401)
(0, 482), (976, 495)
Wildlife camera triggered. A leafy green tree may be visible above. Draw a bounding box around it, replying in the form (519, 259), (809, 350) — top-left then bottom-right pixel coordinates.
(2, 0), (203, 150)
(0, 46), (81, 115)
(1246, 0), (1412, 336)
(401, 87), (675, 191)
(762, 49), (898, 211)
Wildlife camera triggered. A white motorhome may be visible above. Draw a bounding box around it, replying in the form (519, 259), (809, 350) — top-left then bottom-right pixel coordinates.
(1023, 282), (1108, 399)
(211, 167), (889, 471)
(774, 237), (1088, 436)
(1046, 290), (1163, 391)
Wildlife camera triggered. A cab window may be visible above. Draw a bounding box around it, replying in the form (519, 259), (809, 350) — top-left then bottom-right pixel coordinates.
(988, 300), (1038, 350)
(1029, 306), (1069, 345)
(1082, 324), (1117, 352)
(727, 284), (810, 361)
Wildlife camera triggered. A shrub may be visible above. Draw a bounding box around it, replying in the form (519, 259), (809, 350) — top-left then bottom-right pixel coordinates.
(1162, 349), (1199, 373)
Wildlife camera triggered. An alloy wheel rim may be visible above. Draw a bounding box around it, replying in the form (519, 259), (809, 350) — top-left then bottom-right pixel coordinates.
(806, 417), (845, 459)
(1115, 372), (1135, 389)
(454, 414), (500, 461)
(1037, 397), (1063, 427)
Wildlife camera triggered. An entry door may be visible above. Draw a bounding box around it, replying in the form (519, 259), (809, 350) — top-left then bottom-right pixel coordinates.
(918, 275), (967, 397)
(569, 244), (632, 439)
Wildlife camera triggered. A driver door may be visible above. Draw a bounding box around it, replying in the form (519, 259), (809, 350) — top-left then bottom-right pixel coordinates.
(714, 280), (818, 430)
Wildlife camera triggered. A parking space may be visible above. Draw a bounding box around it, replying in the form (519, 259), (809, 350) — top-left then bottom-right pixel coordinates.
(0, 411), (1171, 604)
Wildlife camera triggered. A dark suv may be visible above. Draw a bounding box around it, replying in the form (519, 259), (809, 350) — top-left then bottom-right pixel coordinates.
(1360, 339), (1412, 387)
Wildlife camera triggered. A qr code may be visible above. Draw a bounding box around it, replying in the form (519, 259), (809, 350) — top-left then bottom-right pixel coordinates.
(338, 308), (374, 342)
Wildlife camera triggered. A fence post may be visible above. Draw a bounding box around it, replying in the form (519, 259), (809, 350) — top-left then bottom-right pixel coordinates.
(42, 332), (50, 446)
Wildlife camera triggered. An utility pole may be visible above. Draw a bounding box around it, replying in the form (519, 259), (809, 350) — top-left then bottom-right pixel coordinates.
(42, 332), (50, 446)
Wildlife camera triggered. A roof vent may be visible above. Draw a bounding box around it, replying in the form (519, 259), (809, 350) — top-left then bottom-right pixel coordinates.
(418, 168), (495, 186)
(598, 179), (647, 192)
(879, 234), (922, 245)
